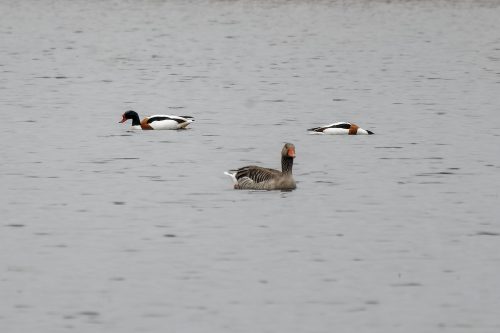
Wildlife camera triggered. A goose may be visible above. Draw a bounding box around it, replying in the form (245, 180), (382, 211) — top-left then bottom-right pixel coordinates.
(224, 143), (296, 190)
(119, 110), (194, 130)
(308, 122), (374, 135)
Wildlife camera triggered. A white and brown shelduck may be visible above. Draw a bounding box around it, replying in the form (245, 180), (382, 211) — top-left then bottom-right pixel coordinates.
(308, 122), (374, 135)
(119, 110), (194, 130)
(224, 143), (296, 191)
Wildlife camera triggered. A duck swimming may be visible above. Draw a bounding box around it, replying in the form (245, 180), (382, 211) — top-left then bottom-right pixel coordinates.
(119, 110), (194, 130)
(224, 143), (296, 190)
(308, 122), (374, 135)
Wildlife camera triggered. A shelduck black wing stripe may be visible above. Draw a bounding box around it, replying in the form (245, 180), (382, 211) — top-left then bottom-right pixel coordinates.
(147, 116), (169, 123)
(329, 123), (351, 129)
(147, 116), (186, 124)
(309, 123), (351, 131)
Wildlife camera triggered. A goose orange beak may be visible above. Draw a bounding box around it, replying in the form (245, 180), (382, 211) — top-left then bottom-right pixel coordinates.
(287, 148), (296, 158)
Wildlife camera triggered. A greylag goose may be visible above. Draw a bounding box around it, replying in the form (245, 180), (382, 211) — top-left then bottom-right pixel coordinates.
(119, 110), (194, 130)
(308, 122), (374, 135)
(224, 143), (296, 190)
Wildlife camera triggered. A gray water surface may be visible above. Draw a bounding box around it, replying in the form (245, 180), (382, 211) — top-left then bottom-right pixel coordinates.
(1, 1), (500, 332)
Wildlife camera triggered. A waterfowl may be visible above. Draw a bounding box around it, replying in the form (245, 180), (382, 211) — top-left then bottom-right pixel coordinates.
(119, 110), (194, 130)
(308, 122), (374, 135)
(224, 143), (296, 190)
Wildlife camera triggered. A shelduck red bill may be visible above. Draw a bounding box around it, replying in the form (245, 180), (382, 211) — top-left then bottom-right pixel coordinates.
(119, 115), (127, 123)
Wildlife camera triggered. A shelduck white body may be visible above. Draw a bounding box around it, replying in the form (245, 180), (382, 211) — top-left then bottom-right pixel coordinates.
(119, 110), (194, 130)
(308, 122), (374, 135)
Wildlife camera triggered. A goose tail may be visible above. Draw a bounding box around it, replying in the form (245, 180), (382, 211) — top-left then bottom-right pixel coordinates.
(224, 171), (238, 185)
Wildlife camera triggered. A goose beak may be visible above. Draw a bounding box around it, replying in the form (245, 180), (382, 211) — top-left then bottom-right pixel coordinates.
(119, 115), (127, 123)
(287, 148), (296, 158)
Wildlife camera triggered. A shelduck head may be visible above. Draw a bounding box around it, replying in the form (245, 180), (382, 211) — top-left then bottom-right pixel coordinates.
(282, 143), (296, 159)
(119, 110), (140, 125)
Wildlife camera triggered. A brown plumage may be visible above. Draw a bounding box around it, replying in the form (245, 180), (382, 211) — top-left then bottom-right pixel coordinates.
(225, 143), (296, 190)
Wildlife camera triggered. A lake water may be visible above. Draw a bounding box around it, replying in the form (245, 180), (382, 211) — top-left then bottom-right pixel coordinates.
(1, 0), (500, 332)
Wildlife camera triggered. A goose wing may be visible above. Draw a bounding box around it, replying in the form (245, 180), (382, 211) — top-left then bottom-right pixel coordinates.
(234, 166), (281, 183)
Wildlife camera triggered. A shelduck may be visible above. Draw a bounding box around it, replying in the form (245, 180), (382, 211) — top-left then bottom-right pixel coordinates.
(119, 110), (194, 130)
(224, 143), (296, 190)
(308, 122), (374, 135)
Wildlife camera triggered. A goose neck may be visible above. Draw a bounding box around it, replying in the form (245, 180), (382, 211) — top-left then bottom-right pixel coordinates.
(281, 156), (294, 174)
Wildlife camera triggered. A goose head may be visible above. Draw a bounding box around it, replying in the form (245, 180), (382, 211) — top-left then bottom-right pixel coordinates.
(282, 143), (296, 159)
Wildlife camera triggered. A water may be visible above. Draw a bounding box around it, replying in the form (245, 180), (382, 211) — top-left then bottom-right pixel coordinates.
(1, 0), (500, 332)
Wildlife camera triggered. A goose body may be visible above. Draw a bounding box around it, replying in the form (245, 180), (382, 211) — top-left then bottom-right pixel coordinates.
(119, 110), (194, 130)
(308, 122), (374, 135)
(225, 143), (296, 190)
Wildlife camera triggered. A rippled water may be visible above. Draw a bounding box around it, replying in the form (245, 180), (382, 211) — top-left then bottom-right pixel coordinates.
(1, 0), (500, 332)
